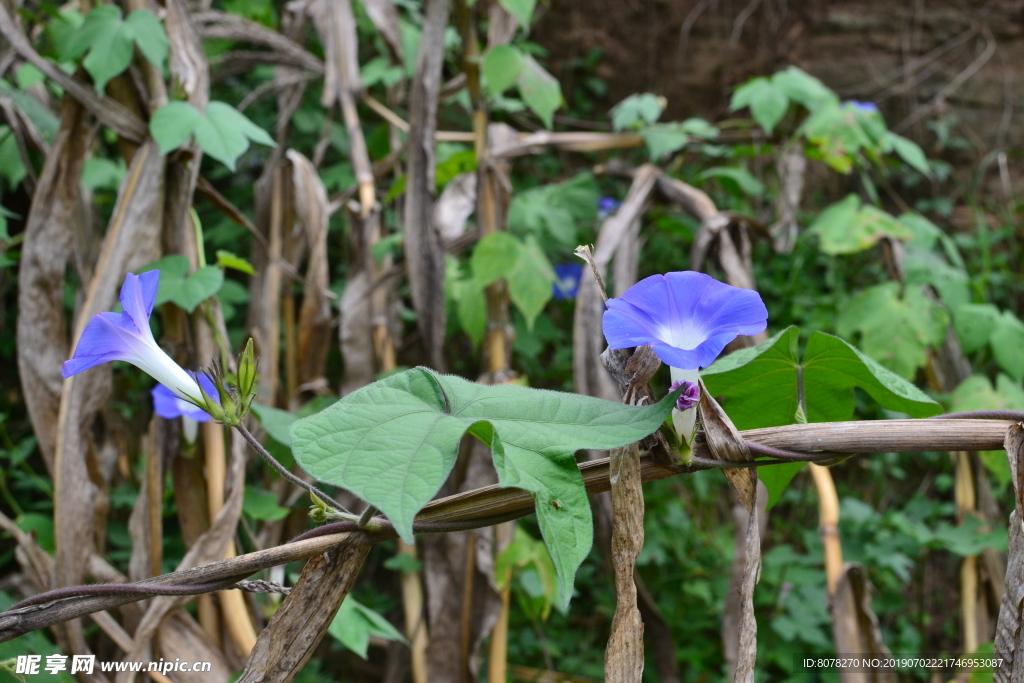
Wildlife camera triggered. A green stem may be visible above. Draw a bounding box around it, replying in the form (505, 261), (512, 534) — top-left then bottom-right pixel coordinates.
(236, 423), (355, 520)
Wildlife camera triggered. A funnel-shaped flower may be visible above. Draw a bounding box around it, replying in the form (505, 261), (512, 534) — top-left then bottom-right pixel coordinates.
(62, 271), (204, 404)
(602, 271), (767, 450)
(152, 374), (218, 422)
(602, 271), (767, 370)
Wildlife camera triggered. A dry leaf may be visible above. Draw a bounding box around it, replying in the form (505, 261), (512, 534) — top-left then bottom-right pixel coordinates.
(769, 146), (805, 254)
(237, 535), (369, 683)
(572, 165), (658, 403)
(165, 0), (210, 108)
(422, 439), (503, 681)
(434, 172), (477, 242)
(723, 481), (767, 680)
(55, 141), (165, 657)
(603, 443), (645, 683)
(288, 151), (334, 385)
(403, 0), (451, 369)
(697, 378), (757, 511)
(995, 425), (1024, 683)
(831, 564), (897, 683)
(16, 98), (90, 473)
(362, 0), (404, 64)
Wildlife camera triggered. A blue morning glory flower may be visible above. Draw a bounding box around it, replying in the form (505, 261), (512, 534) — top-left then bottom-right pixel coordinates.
(602, 271), (767, 447)
(151, 374), (218, 422)
(552, 262), (583, 300)
(597, 197), (620, 220)
(602, 271), (767, 370)
(847, 100), (878, 113)
(62, 271), (205, 405)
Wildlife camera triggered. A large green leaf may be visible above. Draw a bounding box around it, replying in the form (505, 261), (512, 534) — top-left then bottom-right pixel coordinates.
(291, 368), (680, 607)
(836, 282), (949, 379)
(702, 326), (940, 508)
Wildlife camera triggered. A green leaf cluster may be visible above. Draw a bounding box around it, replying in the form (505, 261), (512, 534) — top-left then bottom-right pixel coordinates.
(508, 172), (598, 249)
(950, 374), (1024, 486)
(496, 525), (560, 619)
(641, 118), (717, 160)
(138, 255), (224, 314)
(150, 101), (276, 171)
(66, 6), (169, 93)
(609, 93), (664, 131)
(729, 66), (836, 134)
(328, 596), (407, 659)
(482, 46), (563, 127)
(800, 101), (929, 175)
(701, 326), (941, 507)
(242, 485), (290, 521)
(291, 368), (681, 608)
(836, 282), (949, 380)
(807, 194), (912, 255)
(447, 231), (557, 345)
(954, 305), (1024, 382)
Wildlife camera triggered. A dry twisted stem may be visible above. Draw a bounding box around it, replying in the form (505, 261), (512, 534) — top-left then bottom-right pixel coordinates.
(0, 416), (1018, 642)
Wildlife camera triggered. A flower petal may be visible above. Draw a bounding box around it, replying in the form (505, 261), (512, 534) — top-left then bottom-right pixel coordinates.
(669, 273), (767, 339)
(153, 386), (213, 422)
(603, 270), (769, 370)
(62, 312), (148, 378)
(602, 299), (663, 349)
(119, 271), (159, 336)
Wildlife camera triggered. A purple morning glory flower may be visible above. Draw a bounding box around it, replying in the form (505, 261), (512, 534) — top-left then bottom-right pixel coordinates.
(669, 380), (700, 411)
(62, 271), (206, 405)
(152, 374), (218, 421)
(552, 262), (583, 300)
(602, 271), (767, 370)
(597, 197), (620, 220)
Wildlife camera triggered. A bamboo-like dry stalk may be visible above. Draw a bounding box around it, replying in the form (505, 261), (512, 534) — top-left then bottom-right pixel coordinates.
(809, 464), (843, 597)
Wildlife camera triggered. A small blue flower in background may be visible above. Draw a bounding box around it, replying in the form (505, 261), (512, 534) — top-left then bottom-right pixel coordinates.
(597, 197), (620, 220)
(62, 271), (207, 408)
(152, 374), (218, 422)
(847, 100), (879, 113)
(602, 271), (767, 447)
(552, 263), (583, 300)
